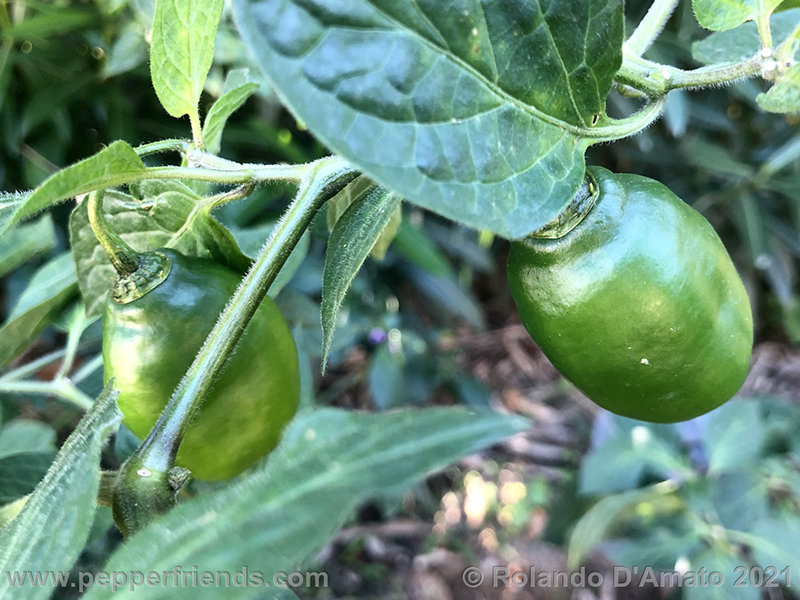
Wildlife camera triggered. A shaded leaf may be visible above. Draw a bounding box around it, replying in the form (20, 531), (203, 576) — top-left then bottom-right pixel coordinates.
(87, 406), (528, 600)
(746, 515), (800, 585)
(703, 400), (765, 474)
(683, 547), (761, 600)
(692, 0), (782, 31)
(0, 385), (121, 600)
(0, 215), (56, 278)
(692, 8), (800, 63)
(1, 8), (95, 40)
(401, 263), (486, 329)
(0, 453), (55, 505)
(0, 421), (56, 460)
(568, 483), (676, 569)
(758, 63), (800, 113)
(0, 253), (78, 369)
(368, 345), (405, 410)
(580, 418), (691, 494)
(0, 191), (32, 234)
(392, 220), (453, 278)
(103, 20), (149, 78)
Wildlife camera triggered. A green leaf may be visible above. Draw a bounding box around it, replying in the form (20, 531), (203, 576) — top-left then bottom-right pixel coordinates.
(703, 400), (766, 474)
(709, 471), (769, 531)
(0, 215), (57, 278)
(693, 8), (800, 62)
(1, 8), (95, 40)
(758, 63), (800, 113)
(150, 0), (225, 119)
(368, 345), (405, 410)
(0, 453), (55, 505)
(326, 175), (375, 231)
(0, 420), (56, 460)
(0, 253), (78, 369)
(567, 483), (676, 569)
(232, 0), (625, 239)
(69, 188), (251, 318)
(692, 0), (783, 31)
(103, 20), (149, 78)
(0, 385), (121, 600)
(0, 191), (32, 234)
(392, 220), (453, 278)
(87, 407), (526, 600)
(401, 264), (486, 329)
(327, 176), (403, 259)
(202, 68), (259, 154)
(321, 186), (402, 369)
(370, 204), (402, 260)
(1, 141), (146, 233)
(579, 419), (691, 494)
(683, 547), (761, 600)
(745, 515), (800, 584)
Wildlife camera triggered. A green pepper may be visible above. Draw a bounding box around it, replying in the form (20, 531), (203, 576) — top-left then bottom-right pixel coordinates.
(507, 167), (753, 423)
(103, 248), (300, 480)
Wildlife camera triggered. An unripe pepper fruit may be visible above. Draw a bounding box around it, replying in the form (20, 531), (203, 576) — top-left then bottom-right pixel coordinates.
(507, 167), (753, 423)
(103, 248), (300, 480)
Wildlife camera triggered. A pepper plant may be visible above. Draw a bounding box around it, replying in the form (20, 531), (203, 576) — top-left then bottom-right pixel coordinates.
(0, 0), (797, 597)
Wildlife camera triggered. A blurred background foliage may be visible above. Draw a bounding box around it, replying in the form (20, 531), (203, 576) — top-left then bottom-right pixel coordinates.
(1, 0), (799, 598)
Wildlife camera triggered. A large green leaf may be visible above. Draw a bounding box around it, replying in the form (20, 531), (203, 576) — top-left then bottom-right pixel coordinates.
(232, 0), (624, 239)
(86, 406), (527, 599)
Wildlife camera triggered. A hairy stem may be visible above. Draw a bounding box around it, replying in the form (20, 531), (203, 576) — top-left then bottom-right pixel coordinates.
(128, 156), (358, 474)
(588, 96), (667, 142)
(617, 54), (762, 97)
(135, 139), (191, 157)
(189, 110), (204, 150)
(624, 0), (680, 56)
(0, 379), (94, 410)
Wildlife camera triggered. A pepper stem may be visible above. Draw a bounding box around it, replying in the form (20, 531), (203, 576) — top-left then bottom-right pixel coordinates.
(87, 190), (141, 277)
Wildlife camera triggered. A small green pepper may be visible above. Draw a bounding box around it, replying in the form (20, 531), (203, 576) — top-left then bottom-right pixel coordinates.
(103, 248), (300, 480)
(507, 167), (753, 423)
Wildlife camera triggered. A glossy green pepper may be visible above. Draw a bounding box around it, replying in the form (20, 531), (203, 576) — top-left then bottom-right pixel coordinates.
(507, 167), (753, 423)
(103, 248), (300, 480)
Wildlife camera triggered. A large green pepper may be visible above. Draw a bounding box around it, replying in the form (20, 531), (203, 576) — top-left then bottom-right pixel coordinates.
(103, 248), (300, 480)
(507, 167), (753, 423)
